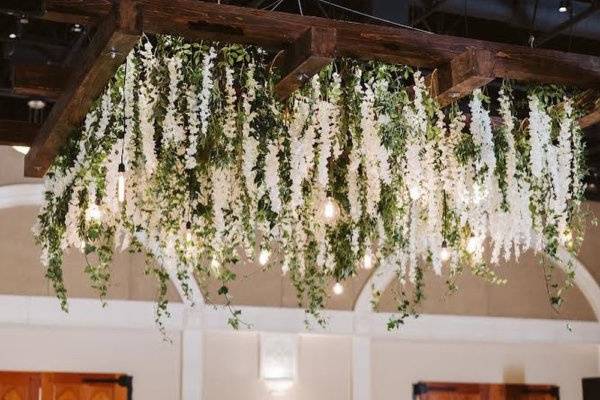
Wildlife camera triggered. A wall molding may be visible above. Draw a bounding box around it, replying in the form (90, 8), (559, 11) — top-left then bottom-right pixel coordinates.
(0, 183), (43, 210)
(0, 295), (598, 345)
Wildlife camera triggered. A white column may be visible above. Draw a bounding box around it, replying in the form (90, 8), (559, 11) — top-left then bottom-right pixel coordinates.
(352, 335), (371, 400)
(181, 309), (204, 400)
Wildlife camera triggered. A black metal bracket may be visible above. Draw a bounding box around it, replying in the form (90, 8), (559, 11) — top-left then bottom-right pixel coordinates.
(82, 375), (133, 400)
(413, 382), (429, 399)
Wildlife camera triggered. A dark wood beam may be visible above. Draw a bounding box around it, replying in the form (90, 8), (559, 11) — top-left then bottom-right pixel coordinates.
(40, 1), (600, 88)
(0, 120), (38, 146)
(274, 27), (336, 100)
(136, 0), (600, 88)
(43, 0), (113, 25)
(426, 48), (495, 107)
(580, 101), (600, 129)
(24, 0), (142, 177)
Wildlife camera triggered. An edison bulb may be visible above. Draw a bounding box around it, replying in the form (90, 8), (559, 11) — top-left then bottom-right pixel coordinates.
(323, 197), (338, 221)
(409, 185), (421, 201)
(86, 203), (102, 222)
(258, 248), (270, 266)
(362, 252), (374, 270)
(117, 163), (126, 203)
(466, 235), (479, 254)
(440, 244), (451, 262)
(333, 282), (344, 295)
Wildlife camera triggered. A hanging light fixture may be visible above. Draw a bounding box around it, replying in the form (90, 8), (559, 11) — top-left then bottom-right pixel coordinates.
(466, 235), (479, 255)
(440, 241), (451, 262)
(409, 185), (422, 201)
(558, 0), (569, 13)
(185, 220), (193, 242)
(258, 248), (271, 266)
(260, 333), (297, 396)
(86, 201), (102, 222)
(117, 163), (126, 203)
(322, 196), (339, 222)
(362, 251), (374, 270)
(332, 282), (344, 295)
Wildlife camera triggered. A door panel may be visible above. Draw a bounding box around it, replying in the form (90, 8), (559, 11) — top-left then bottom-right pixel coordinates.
(0, 373), (127, 400)
(415, 382), (559, 400)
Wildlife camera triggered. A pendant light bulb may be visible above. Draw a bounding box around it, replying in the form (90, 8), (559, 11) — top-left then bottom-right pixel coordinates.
(558, 0), (569, 13)
(117, 163), (126, 203)
(323, 197), (338, 221)
(258, 248), (270, 266)
(466, 235), (479, 255)
(333, 282), (344, 295)
(86, 202), (102, 222)
(440, 242), (451, 262)
(185, 220), (192, 242)
(362, 252), (374, 270)
(409, 185), (421, 201)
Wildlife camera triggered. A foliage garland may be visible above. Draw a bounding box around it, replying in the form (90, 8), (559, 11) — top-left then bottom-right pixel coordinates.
(34, 35), (587, 330)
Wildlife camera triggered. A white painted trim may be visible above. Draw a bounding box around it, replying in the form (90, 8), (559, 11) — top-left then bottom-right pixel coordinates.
(1, 295), (599, 345)
(182, 328), (204, 400)
(352, 336), (371, 400)
(0, 183), (43, 209)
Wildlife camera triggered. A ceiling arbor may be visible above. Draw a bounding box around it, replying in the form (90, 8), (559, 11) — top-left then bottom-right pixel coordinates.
(0, 0), (599, 185)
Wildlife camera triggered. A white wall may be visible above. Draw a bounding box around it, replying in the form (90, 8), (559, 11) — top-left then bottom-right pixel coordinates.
(0, 325), (182, 400)
(202, 331), (352, 400)
(0, 324), (597, 400)
(372, 339), (599, 400)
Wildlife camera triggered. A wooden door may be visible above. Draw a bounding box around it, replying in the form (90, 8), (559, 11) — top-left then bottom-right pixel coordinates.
(45, 373), (127, 400)
(0, 372), (128, 400)
(414, 382), (559, 400)
(0, 372), (40, 400)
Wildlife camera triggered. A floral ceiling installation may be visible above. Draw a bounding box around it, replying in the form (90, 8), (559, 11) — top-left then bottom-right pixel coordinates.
(34, 35), (587, 330)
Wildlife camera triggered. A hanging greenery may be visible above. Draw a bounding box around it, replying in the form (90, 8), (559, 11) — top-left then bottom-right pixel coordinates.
(33, 35), (587, 330)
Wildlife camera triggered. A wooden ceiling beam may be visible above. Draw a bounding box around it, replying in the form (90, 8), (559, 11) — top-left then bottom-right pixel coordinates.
(0, 120), (38, 146)
(274, 26), (336, 100)
(24, 0), (142, 177)
(137, 0), (600, 88)
(43, 0), (113, 25)
(426, 48), (495, 107)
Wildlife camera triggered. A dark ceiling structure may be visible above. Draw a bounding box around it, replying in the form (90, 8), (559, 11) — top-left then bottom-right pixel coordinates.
(0, 0), (599, 195)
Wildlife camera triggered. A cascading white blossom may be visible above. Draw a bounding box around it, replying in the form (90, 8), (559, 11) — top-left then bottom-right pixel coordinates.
(528, 95), (554, 250)
(223, 66), (238, 152)
(211, 166), (232, 258)
(242, 63), (259, 199)
(184, 85), (201, 169)
(467, 90), (497, 261)
(554, 98), (575, 241)
(162, 54), (186, 145)
(403, 71), (428, 202)
(138, 41), (158, 175)
(360, 80), (391, 218)
(265, 141), (282, 214)
(288, 95), (313, 210)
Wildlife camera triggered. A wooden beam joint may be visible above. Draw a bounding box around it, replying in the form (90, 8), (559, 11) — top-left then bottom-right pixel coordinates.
(274, 26), (336, 100)
(427, 48), (496, 107)
(24, 0), (142, 177)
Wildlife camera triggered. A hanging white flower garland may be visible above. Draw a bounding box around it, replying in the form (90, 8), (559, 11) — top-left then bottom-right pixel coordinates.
(34, 36), (587, 329)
